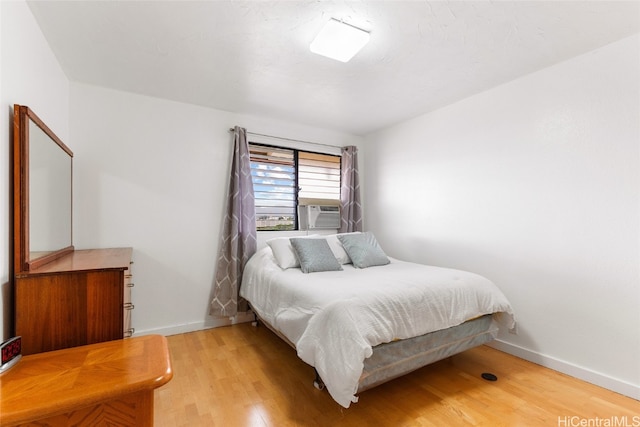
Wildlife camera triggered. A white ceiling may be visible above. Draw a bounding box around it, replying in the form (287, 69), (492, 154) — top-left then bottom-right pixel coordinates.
(27, 1), (640, 136)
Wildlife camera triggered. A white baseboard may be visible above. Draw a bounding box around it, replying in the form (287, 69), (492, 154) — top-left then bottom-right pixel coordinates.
(133, 311), (255, 337)
(487, 339), (640, 401)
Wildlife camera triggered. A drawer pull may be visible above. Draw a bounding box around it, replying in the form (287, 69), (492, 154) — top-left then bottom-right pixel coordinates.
(124, 328), (135, 338)
(127, 282), (135, 288)
(124, 303), (135, 310)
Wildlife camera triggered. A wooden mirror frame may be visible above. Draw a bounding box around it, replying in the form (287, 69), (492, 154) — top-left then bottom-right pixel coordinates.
(13, 105), (74, 272)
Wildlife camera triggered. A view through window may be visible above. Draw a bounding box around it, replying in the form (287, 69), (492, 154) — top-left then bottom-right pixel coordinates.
(249, 143), (341, 230)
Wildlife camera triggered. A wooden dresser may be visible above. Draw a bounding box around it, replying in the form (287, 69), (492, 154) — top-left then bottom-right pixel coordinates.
(0, 334), (172, 427)
(15, 247), (134, 355)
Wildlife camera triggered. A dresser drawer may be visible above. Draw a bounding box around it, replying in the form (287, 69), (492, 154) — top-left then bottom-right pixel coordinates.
(124, 260), (135, 337)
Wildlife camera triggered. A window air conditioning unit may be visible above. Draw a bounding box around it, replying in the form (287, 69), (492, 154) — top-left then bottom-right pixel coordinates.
(298, 205), (340, 230)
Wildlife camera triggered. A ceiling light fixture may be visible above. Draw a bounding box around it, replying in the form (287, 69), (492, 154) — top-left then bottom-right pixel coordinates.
(310, 18), (370, 63)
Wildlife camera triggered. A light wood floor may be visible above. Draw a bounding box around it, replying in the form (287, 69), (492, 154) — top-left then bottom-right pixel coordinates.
(154, 323), (639, 426)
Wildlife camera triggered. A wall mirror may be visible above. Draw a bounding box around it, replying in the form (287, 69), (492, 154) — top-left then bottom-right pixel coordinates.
(13, 104), (74, 272)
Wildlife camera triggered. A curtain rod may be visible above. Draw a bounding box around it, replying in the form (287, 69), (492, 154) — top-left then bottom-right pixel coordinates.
(228, 128), (341, 150)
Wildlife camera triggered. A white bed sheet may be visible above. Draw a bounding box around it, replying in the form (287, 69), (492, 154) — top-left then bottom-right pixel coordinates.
(240, 247), (516, 408)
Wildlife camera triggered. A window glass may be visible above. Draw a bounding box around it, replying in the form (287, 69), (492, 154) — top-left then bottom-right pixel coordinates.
(249, 143), (340, 231)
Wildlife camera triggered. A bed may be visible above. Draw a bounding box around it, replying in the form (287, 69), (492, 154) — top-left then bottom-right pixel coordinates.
(240, 232), (516, 408)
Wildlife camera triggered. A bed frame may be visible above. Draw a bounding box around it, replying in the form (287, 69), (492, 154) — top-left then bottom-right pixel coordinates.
(252, 311), (498, 394)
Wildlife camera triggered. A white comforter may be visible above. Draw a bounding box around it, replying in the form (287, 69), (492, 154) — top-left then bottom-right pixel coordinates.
(240, 247), (515, 408)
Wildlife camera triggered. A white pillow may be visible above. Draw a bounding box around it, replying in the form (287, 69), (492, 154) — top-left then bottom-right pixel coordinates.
(325, 232), (361, 264)
(266, 235), (319, 269)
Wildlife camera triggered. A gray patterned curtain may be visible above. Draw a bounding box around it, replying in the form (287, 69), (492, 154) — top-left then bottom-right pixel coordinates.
(339, 145), (363, 233)
(210, 126), (257, 317)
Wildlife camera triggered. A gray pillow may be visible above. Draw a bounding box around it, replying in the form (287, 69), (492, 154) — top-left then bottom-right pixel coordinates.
(290, 238), (343, 274)
(337, 232), (390, 268)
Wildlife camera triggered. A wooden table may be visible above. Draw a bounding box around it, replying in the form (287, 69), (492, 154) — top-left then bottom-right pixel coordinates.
(0, 335), (173, 426)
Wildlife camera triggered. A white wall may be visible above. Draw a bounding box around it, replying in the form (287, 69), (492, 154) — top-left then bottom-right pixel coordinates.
(364, 34), (640, 398)
(70, 82), (363, 336)
(0, 0), (70, 340)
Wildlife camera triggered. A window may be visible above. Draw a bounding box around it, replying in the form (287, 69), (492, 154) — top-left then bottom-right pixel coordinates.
(249, 143), (341, 231)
